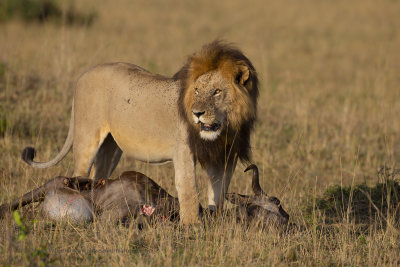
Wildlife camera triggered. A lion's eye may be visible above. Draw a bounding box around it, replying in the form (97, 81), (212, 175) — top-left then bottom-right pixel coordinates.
(214, 89), (221, 95)
(194, 88), (199, 95)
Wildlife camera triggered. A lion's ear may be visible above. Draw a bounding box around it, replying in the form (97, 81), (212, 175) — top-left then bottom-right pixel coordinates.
(235, 63), (250, 86)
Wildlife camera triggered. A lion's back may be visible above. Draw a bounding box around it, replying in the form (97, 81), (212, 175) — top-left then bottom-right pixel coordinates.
(73, 62), (182, 162)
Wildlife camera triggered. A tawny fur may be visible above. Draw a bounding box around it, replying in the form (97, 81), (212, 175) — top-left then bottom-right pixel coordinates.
(21, 40), (259, 223)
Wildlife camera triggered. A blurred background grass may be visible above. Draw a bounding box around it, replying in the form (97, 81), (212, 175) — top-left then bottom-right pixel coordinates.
(1, 0), (400, 265)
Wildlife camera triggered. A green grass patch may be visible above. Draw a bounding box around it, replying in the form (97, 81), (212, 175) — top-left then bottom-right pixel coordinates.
(0, 106), (10, 137)
(0, 0), (96, 26)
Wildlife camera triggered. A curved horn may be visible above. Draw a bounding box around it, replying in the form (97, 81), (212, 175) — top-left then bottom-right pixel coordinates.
(244, 164), (264, 195)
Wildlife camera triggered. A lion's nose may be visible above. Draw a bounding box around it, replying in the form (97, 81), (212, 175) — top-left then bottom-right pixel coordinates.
(192, 110), (205, 118)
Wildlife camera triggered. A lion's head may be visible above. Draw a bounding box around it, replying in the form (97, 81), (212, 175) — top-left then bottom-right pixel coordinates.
(174, 41), (259, 166)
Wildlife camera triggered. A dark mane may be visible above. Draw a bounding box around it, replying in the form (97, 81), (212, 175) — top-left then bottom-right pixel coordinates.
(174, 40), (259, 168)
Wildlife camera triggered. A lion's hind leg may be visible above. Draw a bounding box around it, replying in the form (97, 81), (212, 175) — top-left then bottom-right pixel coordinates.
(73, 127), (110, 178)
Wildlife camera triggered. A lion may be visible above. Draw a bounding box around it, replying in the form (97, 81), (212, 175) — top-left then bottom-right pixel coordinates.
(22, 41), (259, 224)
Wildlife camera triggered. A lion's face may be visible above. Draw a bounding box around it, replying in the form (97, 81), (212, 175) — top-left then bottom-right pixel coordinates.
(178, 41), (259, 146)
(191, 71), (229, 141)
(184, 65), (255, 141)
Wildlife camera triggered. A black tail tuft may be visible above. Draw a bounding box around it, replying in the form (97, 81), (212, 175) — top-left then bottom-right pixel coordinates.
(22, 147), (36, 164)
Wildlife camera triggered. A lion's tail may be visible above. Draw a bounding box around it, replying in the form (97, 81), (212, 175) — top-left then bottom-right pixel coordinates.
(22, 100), (74, 168)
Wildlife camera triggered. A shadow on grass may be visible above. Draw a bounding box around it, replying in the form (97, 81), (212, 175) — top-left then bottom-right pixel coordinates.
(305, 167), (400, 228)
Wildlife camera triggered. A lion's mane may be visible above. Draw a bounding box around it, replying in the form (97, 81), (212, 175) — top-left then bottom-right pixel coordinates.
(174, 41), (259, 167)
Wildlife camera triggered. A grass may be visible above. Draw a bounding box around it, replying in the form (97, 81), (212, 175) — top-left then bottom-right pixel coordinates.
(1, 0), (400, 265)
(306, 167), (400, 228)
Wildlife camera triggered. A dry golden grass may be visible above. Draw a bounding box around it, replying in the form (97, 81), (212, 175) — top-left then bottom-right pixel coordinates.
(1, 0), (400, 265)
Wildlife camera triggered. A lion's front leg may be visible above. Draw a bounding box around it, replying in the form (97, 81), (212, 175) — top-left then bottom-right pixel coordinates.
(206, 157), (238, 213)
(173, 133), (200, 224)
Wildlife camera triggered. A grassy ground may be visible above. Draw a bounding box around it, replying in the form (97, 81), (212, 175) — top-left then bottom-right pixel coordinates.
(1, 0), (400, 265)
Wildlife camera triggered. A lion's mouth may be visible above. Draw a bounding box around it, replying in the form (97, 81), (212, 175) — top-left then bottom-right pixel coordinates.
(200, 123), (221, 132)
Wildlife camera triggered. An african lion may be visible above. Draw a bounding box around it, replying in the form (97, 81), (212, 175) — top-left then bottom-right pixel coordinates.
(22, 41), (259, 224)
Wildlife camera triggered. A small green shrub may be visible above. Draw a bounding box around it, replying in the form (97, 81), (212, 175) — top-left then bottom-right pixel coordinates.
(0, 0), (96, 26)
(0, 106), (10, 137)
(0, 62), (6, 79)
(12, 211), (56, 266)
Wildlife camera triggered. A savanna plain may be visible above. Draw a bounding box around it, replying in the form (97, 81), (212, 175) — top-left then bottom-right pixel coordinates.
(1, 0), (400, 266)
